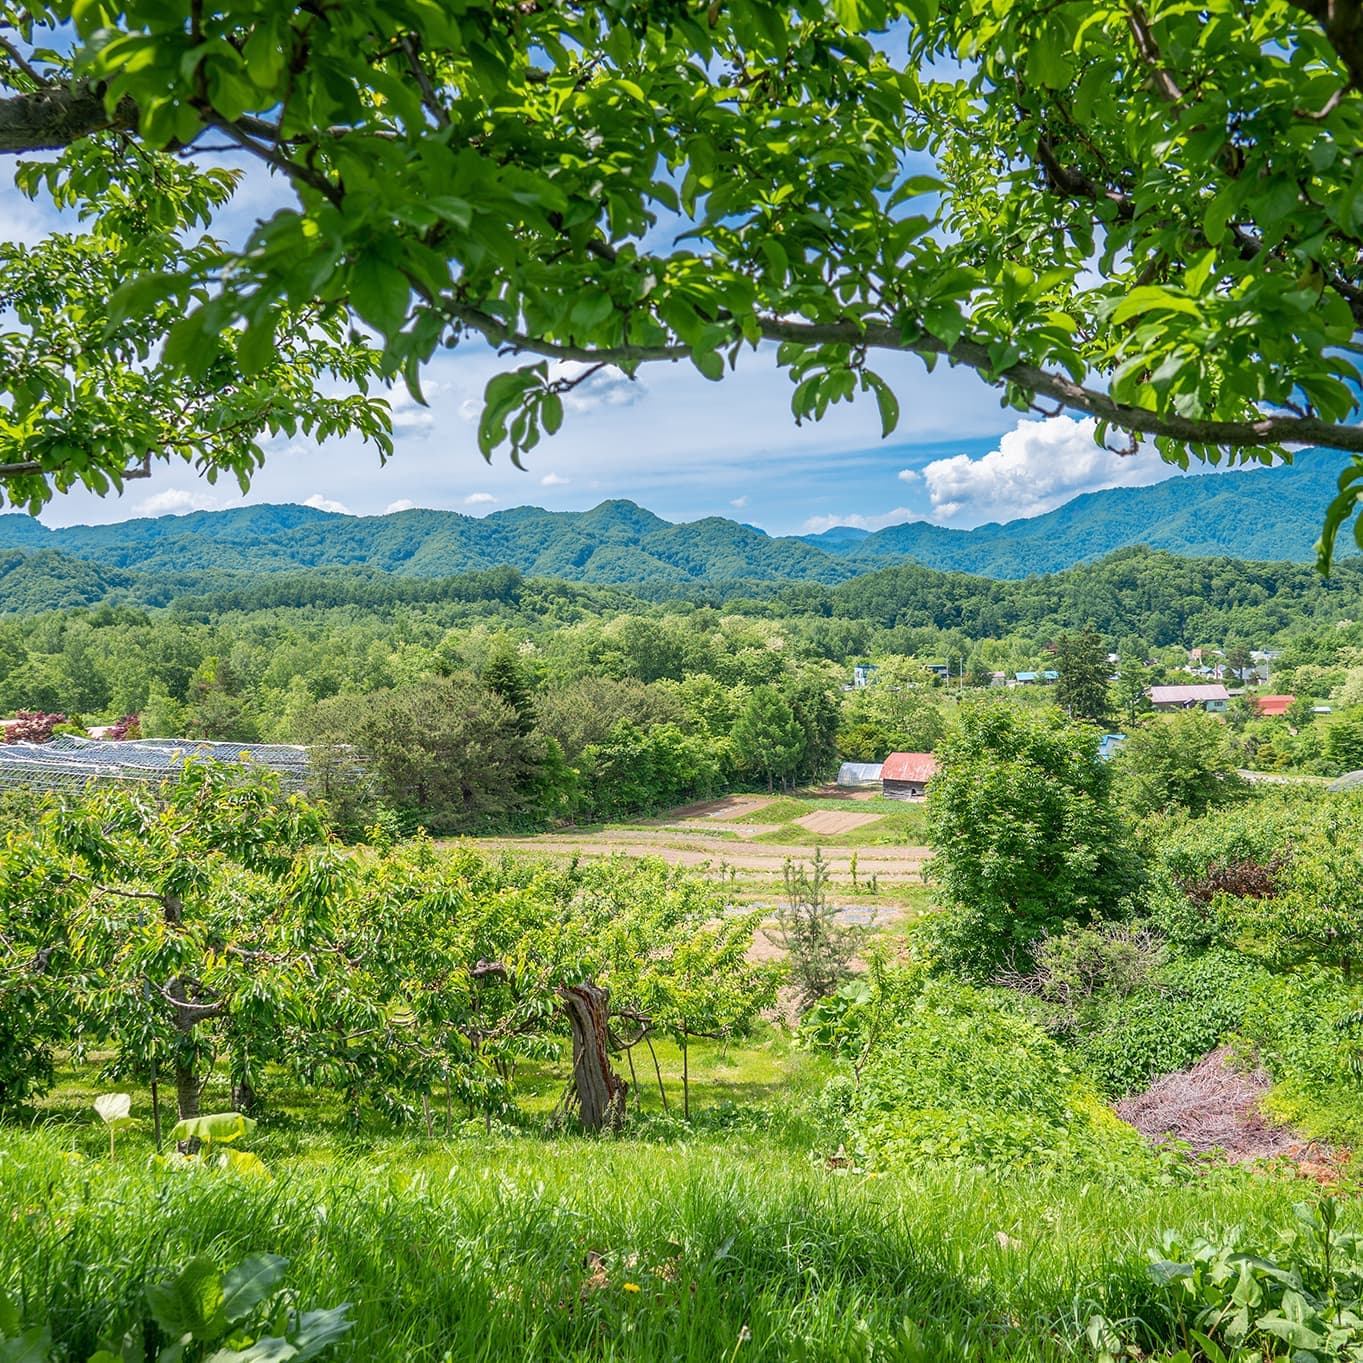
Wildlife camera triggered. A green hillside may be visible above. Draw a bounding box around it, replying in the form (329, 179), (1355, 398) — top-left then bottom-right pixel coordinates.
(0, 447), (1353, 586)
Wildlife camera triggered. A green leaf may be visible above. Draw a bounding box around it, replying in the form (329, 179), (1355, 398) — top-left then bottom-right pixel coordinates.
(861, 371), (900, 437)
(1111, 287), (1202, 326)
(106, 272), (185, 327)
(0, 1326), (51, 1363)
(691, 349), (724, 381)
(289, 1306), (353, 1363)
(922, 300), (965, 348)
(348, 255), (410, 340)
(204, 1338), (296, 1363)
(220, 1255), (288, 1324)
(146, 1258), (228, 1342)
(169, 1113), (256, 1146)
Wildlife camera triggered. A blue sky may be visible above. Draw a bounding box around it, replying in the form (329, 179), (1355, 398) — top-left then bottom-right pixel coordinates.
(0, 131), (1202, 538)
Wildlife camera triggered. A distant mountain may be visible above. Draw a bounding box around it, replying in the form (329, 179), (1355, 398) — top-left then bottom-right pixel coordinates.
(0, 448), (1353, 589)
(833, 451), (1355, 575)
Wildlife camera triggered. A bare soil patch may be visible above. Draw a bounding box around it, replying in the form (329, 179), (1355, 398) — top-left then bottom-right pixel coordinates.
(1115, 1046), (1306, 1162)
(794, 809), (883, 836)
(666, 795), (775, 822)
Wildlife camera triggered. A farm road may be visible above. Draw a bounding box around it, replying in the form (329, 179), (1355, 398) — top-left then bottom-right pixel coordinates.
(461, 826), (929, 877)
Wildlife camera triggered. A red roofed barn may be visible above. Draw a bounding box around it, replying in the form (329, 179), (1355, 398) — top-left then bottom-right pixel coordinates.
(881, 752), (937, 800)
(1253, 694), (1296, 718)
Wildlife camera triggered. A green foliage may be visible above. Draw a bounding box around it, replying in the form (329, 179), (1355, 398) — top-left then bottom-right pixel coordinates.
(766, 850), (868, 1010)
(1237, 970), (1363, 1144)
(1114, 713), (1248, 819)
(0, 1250), (350, 1363)
(1098, 1200), (1363, 1363)
(1054, 627), (1110, 722)
(730, 686), (805, 792)
(847, 981), (1147, 1173)
(924, 702), (1134, 978)
(1073, 951), (1270, 1098)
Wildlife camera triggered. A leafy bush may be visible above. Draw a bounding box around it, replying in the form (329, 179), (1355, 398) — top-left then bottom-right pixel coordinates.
(1093, 1200), (1363, 1363)
(1237, 970), (1363, 1143)
(846, 981), (1147, 1173)
(0, 1251), (350, 1363)
(999, 922), (1167, 1009)
(1075, 951), (1269, 1097)
(924, 703), (1137, 978)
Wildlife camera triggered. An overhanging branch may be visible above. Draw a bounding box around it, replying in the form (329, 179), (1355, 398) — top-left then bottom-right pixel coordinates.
(451, 303), (1363, 455)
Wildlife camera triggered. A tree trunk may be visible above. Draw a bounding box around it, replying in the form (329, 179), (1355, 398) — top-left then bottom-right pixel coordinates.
(557, 982), (626, 1131)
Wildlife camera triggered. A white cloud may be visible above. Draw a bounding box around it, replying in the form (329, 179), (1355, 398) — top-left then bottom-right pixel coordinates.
(464, 492), (497, 505)
(540, 473), (569, 487)
(135, 489), (221, 517)
(553, 362), (645, 414)
(730, 496), (748, 509)
(384, 498), (417, 514)
(303, 493), (350, 515)
(387, 387), (436, 434)
(802, 507), (920, 535)
(896, 468), (922, 483)
(920, 416), (1172, 525)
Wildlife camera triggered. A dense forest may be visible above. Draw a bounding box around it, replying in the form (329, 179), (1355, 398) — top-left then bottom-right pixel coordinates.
(7, 539), (1363, 829)
(0, 447), (1357, 588)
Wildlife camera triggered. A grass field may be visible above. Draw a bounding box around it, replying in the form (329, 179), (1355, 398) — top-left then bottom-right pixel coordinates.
(4, 1113), (1355, 1363)
(8, 1020), (1361, 1363)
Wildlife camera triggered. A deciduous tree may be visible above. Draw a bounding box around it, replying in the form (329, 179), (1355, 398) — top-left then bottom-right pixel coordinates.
(7, 2), (1363, 549)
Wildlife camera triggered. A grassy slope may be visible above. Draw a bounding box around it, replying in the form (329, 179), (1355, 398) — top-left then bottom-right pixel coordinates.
(2, 1122), (1351, 1363)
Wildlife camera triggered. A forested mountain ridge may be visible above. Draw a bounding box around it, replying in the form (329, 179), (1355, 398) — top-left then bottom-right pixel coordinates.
(816, 449), (1353, 574)
(0, 448), (1351, 587)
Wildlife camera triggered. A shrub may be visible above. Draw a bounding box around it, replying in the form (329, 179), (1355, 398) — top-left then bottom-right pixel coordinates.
(1075, 950), (1269, 1097)
(998, 922), (1167, 1009)
(1237, 969), (1363, 1144)
(846, 981), (1147, 1173)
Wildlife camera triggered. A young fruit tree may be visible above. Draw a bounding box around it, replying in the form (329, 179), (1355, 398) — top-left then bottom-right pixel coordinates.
(4, 3), (1363, 549)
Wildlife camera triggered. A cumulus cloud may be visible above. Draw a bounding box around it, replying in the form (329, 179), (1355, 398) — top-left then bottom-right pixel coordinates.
(540, 473), (569, 487)
(896, 468), (922, 483)
(303, 493), (351, 515)
(384, 498), (417, 514)
(464, 492), (497, 505)
(730, 496), (748, 509)
(553, 362), (645, 414)
(387, 388), (436, 435)
(802, 507), (920, 535)
(920, 416), (1171, 525)
(135, 489), (221, 517)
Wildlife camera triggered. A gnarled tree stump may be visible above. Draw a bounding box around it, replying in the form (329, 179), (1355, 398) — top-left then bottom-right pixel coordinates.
(557, 982), (626, 1131)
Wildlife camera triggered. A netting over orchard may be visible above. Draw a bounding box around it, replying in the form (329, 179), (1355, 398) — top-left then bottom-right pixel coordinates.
(0, 736), (310, 792)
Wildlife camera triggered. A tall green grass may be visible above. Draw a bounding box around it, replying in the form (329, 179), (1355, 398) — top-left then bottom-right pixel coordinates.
(2, 1126), (1350, 1362)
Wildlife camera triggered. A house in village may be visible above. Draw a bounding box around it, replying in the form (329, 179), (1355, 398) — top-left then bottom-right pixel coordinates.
(1148, 683), (1230, 713)
(881, 751), (937, 799)
(1253, 694), (1296, 719)
(1097, 733), (1127, 761)
(851, 664), (878, 689)
(1013, 670), (1059, 686)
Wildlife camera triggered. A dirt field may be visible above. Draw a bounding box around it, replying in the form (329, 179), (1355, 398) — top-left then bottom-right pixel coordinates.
(794, 809), (883, 836)
(466, 826), (928, 877)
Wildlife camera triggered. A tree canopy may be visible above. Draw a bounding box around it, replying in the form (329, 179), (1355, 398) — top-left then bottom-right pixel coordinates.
(5, 2), (1363, 553)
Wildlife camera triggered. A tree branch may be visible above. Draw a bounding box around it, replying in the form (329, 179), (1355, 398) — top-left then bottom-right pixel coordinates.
(450, 302), (1363, 454)
(0, 82), (139, 152)
(1286, 0), (1363, 91)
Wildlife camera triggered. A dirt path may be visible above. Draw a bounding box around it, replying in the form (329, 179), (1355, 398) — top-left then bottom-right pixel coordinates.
(462, 827), (928, 876)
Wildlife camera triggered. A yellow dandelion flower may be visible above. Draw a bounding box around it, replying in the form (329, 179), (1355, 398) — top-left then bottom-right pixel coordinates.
(623, 1282), (641, 1293)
